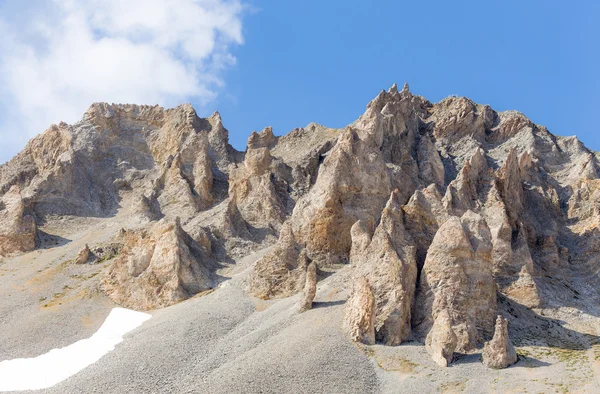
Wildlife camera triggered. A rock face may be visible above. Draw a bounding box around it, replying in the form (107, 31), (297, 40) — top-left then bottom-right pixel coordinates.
(482, 315), (518, 369)
(352, 190), (418, 345)
(101, 219), (213, 310)
(290, 127), (392, 266)
(3, 83), (600, 369)
(249, 222), (310, 299)
(0, 186), (36, 256)
(414, 212), (497, 353)
(425, 308), (457, 367)
(228, 145), (286, 229)
(344, 276), (376, 345)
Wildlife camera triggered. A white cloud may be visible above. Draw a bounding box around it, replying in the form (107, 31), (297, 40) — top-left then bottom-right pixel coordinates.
(0, 0), (244, 163)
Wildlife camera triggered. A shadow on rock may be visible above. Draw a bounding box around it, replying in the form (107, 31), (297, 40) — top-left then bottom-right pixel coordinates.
(500, 294), (600, 352)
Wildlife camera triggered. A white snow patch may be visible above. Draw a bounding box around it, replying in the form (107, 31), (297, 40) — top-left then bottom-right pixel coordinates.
(0, 308), (151, 391)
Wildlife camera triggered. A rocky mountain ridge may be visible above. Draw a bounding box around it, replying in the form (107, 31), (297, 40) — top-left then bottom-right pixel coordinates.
(2, 82), (600, 369)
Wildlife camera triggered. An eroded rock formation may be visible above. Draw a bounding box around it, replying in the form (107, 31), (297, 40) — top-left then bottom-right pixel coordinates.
(101, 219), (213, 310)
(344, 276), (376, 345)
(352, 190), (417, 345)
(482, 315), (518, 369)
(2, 83), (600, 369)
(0, 186), (37, 256)
(297, 261), (317, 312)
(75, 244), (91, 264)
(249, 222), (310, 299)
(414, 212), (497, 353)
(425, 308), (457, 367)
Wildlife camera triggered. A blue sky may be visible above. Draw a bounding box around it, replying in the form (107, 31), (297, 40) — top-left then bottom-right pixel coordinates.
(0, 0), (598, 161)
(215, 0), (600, 151)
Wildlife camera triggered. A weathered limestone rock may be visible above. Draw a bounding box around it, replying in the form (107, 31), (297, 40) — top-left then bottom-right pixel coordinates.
(496, 147), (524, 226)
(0, 103), (231, 226)
(414, 211), (497, 354)
(483, 181), (540, 307)
(297, 261), (317, 312)
(425, 308), (458, 367)
(229, 146), (286, 229)
(247, 126), (277, 149)
(361, 83), (426, 203)
(354, 190), (418, 345)
(101, 219), (213, 310)
(344, 276), (376, 345)
(291, 127), (391, 265)
(75, 244), (91, 264)
(192, 144), (214, 207)
(4, 84), (600, 357)
(0, 186), (37, 256)
(157, 155), (199, 220)
(349, 219), (374, 265)
(482, 315), (518, 369)
(417, 135), (445, 190)
(216, 198), (251, 239)
(131, 193), (161, 223)
(403, 184), (448, 270)
(205, 110), (238, 171)
(430, 97), (491, 142)
(443, 148), (489, 216)
(249, 222), (310, 299)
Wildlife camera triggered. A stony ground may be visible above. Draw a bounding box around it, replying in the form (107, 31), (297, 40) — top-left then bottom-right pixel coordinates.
(2, 215), (600, 393)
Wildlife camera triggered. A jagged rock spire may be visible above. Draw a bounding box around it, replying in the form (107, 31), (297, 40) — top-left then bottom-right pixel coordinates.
(482, 315), (518, 369)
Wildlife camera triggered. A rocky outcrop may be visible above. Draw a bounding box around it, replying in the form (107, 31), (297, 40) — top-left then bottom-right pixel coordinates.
(290, 127), (391, 265)
(425, 308), (457, 367)
(344, 276), (376, 345)
(352, 190), (418, 345)
(247, 126), (277, 150)
(442, 148), (489, 216)
(403, 184), (448, 270)
(429, 97), (493, 143)
(482, 315), (518, 369)
(75, 244), (91, 264)
(249, 223), (310, 299)
(229, 145), (286, 229)
(0, 103), (229, 226)
(496, 148), (524, 226)
(4, 83), (600, 371)
(101, 219), (213, 310)
(349, 219), (374, 264)
(417, 135), (445, 190)
(478, 149), (541, 307)
(297, 261), (317, 312)
(414, 211), (497, 354)
(131, 193), (161, 223)
(156, 155), (200, 219)
(0, 186), (37, 256)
